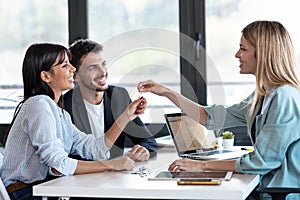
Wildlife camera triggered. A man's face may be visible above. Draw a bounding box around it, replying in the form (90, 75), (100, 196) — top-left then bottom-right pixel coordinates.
(76, 51), (109, 92)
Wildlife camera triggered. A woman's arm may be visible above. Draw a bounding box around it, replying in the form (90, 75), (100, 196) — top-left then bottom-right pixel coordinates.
(51, 156), (135, 175)
(137, 80), (208, 125)
(104, 97), (147, 148)
(74, 156), (135, 174)
(168, 158), (237, 172)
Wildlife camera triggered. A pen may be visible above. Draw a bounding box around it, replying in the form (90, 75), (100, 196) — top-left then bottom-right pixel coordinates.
(177, 178), (222, 185)
(241, 147), (253, 152)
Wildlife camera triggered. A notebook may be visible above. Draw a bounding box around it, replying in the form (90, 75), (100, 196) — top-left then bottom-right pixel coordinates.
(164, 113), (247, 160)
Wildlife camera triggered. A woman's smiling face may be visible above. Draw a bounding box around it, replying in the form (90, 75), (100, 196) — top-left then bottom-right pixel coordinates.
(43, 53), (76, 100)
(235, 35), (257, 75)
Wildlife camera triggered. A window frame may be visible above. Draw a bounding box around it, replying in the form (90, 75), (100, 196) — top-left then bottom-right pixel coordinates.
(68, 0), (206, 137)
(179, 0), (207, 105)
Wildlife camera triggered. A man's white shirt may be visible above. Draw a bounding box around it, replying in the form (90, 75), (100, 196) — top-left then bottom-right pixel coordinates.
(83, 99), (105, 137)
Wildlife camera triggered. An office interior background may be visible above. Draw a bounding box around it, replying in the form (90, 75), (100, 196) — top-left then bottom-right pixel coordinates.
(1, 0), (300, 142)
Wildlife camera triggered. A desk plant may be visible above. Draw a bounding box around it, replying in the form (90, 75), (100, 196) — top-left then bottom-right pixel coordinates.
(222, 131), (234, 149)
(222, 131), (234, 139)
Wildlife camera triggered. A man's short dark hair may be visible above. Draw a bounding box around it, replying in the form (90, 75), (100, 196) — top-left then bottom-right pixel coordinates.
(69, 39), (103, 70)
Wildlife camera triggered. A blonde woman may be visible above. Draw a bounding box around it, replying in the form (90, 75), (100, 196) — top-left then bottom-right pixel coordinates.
(138, 21), (300, 200)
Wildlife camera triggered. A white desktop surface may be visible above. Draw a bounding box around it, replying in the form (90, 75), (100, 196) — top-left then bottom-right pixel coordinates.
(33, 139), (259, 200)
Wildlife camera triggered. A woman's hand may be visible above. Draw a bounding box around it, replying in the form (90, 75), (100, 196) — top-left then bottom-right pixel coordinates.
(125, 144), (150, 162)
(129, 96), (147, 120)
(75, 156), (135, 174)
(120, 96), (147, 124)
(168, 158), (206, 171)
(105, 156), (135, 171)
(104, 97), (147, 149)
(137, 80), (170, 96)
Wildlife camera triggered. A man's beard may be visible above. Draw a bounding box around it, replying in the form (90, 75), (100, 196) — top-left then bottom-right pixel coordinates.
(81, 79), (109, 92)
(95, 85), (108, 92)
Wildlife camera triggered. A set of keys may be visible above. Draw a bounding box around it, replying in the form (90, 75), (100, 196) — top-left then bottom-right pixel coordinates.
(131, 166), (150, 177)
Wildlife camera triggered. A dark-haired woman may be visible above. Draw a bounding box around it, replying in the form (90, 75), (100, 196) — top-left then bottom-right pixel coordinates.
(0, 43), (146, 200)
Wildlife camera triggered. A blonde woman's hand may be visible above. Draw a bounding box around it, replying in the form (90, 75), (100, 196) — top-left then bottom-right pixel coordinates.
(168, 158), (205, 171)
(137, 80), (170, 96)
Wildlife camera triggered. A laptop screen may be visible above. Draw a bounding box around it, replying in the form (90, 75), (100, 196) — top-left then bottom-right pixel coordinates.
(165, 113), (217, 154)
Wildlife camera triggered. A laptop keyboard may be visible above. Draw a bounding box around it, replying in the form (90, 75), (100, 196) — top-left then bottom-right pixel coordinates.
(194, 149), (233, 156)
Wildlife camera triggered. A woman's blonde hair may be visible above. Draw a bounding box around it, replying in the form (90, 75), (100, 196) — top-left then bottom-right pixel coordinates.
(242, 21), (300, 126)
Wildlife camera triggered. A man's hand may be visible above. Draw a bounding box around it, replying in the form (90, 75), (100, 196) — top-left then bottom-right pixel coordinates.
(125, 144), (150, 162)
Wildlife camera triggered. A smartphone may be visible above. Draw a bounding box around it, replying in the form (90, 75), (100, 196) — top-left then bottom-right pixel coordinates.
(177, 178), (222, 185)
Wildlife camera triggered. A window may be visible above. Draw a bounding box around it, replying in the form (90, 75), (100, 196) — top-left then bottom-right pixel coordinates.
(0, 0), (68, 123)
(2, 0), (300, 128)
(205, 0), (300, 105)
(88, 0), (180, 123)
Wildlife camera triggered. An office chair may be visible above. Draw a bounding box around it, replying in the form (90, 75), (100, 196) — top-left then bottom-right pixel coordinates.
(0, 153), (11, 200)
(0, 177), (10, 200)
(256, 187), (300, 200)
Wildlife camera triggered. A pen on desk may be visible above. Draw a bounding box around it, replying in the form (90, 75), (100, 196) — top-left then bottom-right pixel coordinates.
(241, 147), (254, 152)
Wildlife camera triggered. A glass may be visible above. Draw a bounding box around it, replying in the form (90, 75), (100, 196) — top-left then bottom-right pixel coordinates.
(88, 0), (180, 123)
(0, 0), (68, 123)
(205, 0), (300, 105)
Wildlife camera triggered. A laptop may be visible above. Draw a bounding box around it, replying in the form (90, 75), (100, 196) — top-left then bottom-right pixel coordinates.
(164, 113), (248, 160)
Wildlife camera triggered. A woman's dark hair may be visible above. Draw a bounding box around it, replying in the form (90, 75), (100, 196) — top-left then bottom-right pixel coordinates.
(3, 43), (71, 145)
(23, 43), (71, 103)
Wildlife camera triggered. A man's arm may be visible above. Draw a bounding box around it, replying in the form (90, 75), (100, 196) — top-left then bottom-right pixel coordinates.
(124, 117), (158, 158)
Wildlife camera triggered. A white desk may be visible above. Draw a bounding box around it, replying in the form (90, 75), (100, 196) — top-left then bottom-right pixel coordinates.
(33, 145), (259, 200)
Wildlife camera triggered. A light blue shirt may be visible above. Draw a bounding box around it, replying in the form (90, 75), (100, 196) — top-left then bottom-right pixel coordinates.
(204, 85), (300, 199)
(0, 95), (110, 187)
